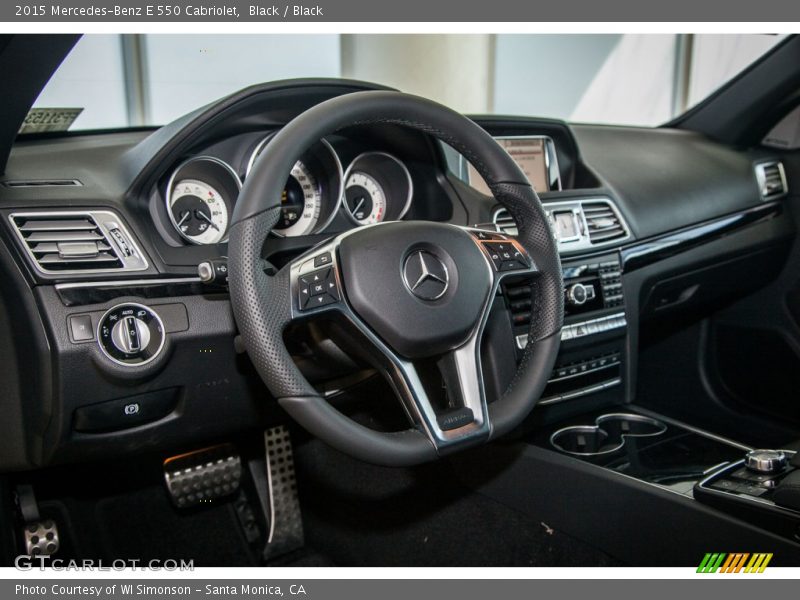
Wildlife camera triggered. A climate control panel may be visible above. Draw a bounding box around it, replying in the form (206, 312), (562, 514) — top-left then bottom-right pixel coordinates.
(97, 303), (165, 367)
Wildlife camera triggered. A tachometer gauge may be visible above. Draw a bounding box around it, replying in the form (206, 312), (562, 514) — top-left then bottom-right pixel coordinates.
(170, 179), (229, 245)
(276, 162), (322, 236)
(345, 172), (387, 224)
(165, 156), (240, 246)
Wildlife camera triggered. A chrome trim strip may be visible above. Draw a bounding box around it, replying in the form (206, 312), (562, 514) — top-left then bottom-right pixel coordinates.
(631, 406), (753, 452)
(54, 277), (203, 291)
(8, 209), (149, 276)
(516, 311), (626, 349)
(538, 377), (621, 406)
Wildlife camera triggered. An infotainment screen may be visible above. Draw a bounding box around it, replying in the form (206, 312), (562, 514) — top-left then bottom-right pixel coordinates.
(466, 137), (553, 194)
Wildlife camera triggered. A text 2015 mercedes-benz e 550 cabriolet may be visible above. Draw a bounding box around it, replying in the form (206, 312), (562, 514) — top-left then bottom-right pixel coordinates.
(1, 34), (800, 567)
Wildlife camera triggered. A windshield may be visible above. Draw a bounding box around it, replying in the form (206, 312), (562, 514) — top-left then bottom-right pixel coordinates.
(32, 33), (786, 132)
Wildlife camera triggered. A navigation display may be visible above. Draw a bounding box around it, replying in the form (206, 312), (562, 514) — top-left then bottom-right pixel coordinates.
(467, 137), (552, 193)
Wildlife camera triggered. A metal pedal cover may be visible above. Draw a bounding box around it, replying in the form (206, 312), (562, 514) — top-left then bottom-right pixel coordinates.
(163, 444), (242, 508)
(23, 520), (59, 556)
(263, 426), (304, 560)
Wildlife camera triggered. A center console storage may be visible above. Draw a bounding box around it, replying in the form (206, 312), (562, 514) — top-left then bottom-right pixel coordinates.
(533, 407), (745, 496)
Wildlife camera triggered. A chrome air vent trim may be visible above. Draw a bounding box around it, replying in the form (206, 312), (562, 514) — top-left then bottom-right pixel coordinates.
(754, 161), (788, 201)
(492, 197), (631, 253)
(9, 210), (148, 275)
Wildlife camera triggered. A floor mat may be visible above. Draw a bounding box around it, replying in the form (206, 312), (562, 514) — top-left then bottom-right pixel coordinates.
(294, 439), (623, 567)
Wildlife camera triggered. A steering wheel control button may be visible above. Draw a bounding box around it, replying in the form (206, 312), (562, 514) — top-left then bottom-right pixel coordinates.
(437, 407), (475, 431)
(97, 303), (165, 366)
(481, 241), (528, 271)
(745, 449), (788, 474)
(402, 250), (450, 301)
(299, 267), (339, 310)
(68, 314), (94, 342)
(314, 253), (332, 267)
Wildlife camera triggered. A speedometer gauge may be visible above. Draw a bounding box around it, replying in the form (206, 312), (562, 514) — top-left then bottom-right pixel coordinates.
(276, 162), (322, 236)
(245, 136), (343, 238)
(170, 179), (229, 245)
(345, 172), (387, 225)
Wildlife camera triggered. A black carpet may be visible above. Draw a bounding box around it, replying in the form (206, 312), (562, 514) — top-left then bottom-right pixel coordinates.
(293, 439), (623, 567)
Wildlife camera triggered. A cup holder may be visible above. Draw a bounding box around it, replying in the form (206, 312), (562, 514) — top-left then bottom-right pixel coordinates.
(550, 413), (667, 457)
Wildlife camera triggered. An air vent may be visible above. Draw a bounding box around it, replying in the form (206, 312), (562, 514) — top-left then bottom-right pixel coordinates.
(492, 198), (630, 252)
(493, 208), (518, 236)
(582, 200), (628, 244)
(755, 162), (787, 200)
(9, 211), (147, 275)
(2, 179), (82, 188)
(503, 281), (533, 329)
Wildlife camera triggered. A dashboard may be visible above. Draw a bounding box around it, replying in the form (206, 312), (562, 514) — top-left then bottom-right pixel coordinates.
(0, 79), (794, 473)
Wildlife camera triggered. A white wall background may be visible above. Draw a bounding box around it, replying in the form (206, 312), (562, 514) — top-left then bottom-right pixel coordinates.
(33, 34), (786, 130)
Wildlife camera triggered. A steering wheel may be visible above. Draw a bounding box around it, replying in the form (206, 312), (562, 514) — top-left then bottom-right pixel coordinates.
(228, 91), (563, 467)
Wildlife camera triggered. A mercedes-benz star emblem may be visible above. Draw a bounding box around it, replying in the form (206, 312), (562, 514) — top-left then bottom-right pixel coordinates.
(402, 250), (449, 301)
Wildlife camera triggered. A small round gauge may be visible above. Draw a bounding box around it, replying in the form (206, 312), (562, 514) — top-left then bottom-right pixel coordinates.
(165, 157), (240, 246)
(169, 179), (229, 245)
(344, 172), (387, 225)
(341, 152), (413, 227)
(275, 162), (323, 236)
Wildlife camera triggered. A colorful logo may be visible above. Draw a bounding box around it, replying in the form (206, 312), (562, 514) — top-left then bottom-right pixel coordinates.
(697, 553), (773, 573)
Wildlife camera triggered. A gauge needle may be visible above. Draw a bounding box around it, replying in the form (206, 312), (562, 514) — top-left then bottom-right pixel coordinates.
(195, 209), (219, 231)
(176, 211), (191, 227)
(350, 197), (365, 216)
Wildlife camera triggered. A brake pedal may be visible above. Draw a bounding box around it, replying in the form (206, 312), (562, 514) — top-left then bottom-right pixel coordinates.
(258, 426), (304, 560)
(163, 444), (242, 508)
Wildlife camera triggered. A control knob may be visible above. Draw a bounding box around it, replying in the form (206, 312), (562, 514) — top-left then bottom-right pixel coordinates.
(567, 283), (589, 306)
(745, 449), (788, 474)
(98, 303), (165, 367)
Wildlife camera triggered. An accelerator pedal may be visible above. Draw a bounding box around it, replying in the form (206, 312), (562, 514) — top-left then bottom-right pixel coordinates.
(259, 426), (304, 560)
(16, 484), (60, 556)
(163, 444), (242, 508)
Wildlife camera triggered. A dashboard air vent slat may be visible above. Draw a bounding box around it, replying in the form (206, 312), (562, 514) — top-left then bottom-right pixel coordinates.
(493, 209), (518, 236)
(582, 200), (628, 244)
(8, 212), (148, 274)
(755, 161), (788, 200)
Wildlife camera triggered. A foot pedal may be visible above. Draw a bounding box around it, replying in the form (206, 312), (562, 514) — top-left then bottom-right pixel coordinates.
(23, 520), (59, 557)
(15, 484), (59, 556)
(261, 426), (304, 560)
(163, 444), (242, 508)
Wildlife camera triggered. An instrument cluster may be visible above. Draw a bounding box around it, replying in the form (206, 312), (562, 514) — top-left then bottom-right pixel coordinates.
(162, 132), (415, 245)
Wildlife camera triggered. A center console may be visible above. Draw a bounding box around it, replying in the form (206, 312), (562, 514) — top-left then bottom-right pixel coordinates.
(505, 252), (627, 406)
